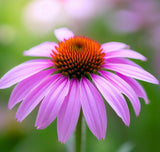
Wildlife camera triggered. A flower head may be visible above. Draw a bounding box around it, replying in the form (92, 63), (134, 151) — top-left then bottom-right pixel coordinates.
(0, 28), (159, 143)
(52, 36), (105, 78)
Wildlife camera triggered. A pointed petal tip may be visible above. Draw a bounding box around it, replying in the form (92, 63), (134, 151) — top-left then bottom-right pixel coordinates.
(144, 57), (147, 61)
(134, 104), (141, 117)
(8, 104), (13, 110)
(58, 138), (66, 144)
(149, 75), (159, 84)
(125, 119), (130, 127)
(36, 124), (46, 130)
(97, 134), (106, 141)
(16, 117), (22, 123)
(23, 50), (28, 56)
(123, 112), (130, 127)
(23, 50), (33, 56)
(36, 126), (43, 130)
(35, 124), (42, 130)
(151, 78), (159, 85)
(142, 56), (147, 61)
(155, 79), (159, 84)
(135, 110), (140, 117)
(15, 112), (25, 123)
(145, 98), (150, 104)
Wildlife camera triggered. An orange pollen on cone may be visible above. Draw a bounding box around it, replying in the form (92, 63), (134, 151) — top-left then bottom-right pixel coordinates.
(51, 36), (105, 78)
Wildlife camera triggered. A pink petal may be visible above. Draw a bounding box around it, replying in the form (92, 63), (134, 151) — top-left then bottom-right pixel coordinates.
(100, 71), (141, 116)
(103, 58), (142, 68)
(57, 79), (81, 143)
(105, 49), (147, 61)
(16, 74), (61, 122)
(117, 73), (149, 104)
(23, 42), (58, 57)
(35, 77), (70, 129)
(80, 77), (107, 140)
(105, 63), (159, 84)
(54, 28), (74, 42)
(8, 69), (54, 110)
(101, 42), (129, 53)
(0, 59), (53, 89)
(91, 74), (130, 126)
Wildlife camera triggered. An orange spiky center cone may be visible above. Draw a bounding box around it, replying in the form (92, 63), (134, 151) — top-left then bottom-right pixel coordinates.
(51, 36), (105, 79)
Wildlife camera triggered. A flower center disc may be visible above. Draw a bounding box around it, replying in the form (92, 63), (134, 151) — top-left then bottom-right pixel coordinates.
(52, 36), (105, 79)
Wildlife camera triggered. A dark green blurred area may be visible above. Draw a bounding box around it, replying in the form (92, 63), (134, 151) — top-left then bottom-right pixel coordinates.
(0, 0), (160, 152)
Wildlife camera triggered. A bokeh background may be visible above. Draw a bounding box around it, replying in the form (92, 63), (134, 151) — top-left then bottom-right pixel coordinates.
(0, 0), (160, 152)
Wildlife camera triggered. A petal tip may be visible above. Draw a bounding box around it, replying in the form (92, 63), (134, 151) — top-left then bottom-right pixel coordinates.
(23, 50), (28, 56)
(142, 56), (147, 61)
(58, 138), (66, 144)
(145, 98), (150, 104)
(54, 27), (74, 42)
(16, 117), (22, 123)
(152, 78), (159, 84)
(15, 112), (24, 122)
(155, 79), (159, 84)
(36, 126), (43, 130)
(125, 120), (130, 127)
(36, 124), (46, 130)
(135, 111), (140, 117)
(8, 105), (13, 110)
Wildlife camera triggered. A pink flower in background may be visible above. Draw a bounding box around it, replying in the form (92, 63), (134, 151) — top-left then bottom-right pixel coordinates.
(149, 25), (160, 51)
(0, 28), (158, 143)
(108, 10), (142, 33)
(23, 0), (106, 35)
(108, 0), (160, 33)
(148, 25), (160, 75)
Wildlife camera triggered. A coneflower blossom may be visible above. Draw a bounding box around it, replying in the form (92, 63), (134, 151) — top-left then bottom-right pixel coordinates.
(0, 28), (159, 143)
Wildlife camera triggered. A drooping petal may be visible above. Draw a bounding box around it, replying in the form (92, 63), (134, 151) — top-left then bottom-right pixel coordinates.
(0, 59), (53, 89)
(16, 74), (61, 122)
(23, 42), (58, 57)
(101, 42), (129, 53)
(91, 74), (130, 126)
(105, 63), (159, 84)
(54, 28), (74, 42)
(35, 77), (70, 129)
(8, 69), (54, 109)
(80, 77), (107, 140)
(104, 49), (146, 61)
(100, 71), (141, 116)
(57, 79), (81, 143)
(117, 73), (149, 104)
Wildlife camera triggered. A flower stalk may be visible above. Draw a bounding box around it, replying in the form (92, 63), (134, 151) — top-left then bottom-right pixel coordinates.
(75, 110), (85, 152)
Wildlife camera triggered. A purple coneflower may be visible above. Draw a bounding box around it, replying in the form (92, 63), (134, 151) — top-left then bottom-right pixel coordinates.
(0, 28), (158, 143)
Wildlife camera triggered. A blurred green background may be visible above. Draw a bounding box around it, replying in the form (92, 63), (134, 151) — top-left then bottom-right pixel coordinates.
(0, 0), (160, 152)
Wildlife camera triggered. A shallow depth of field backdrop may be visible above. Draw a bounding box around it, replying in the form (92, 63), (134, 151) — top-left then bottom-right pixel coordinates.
(0, 0), (160, 152)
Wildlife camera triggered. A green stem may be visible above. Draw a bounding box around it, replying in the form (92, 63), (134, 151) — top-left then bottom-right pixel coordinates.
(75, 110), (85, 152)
